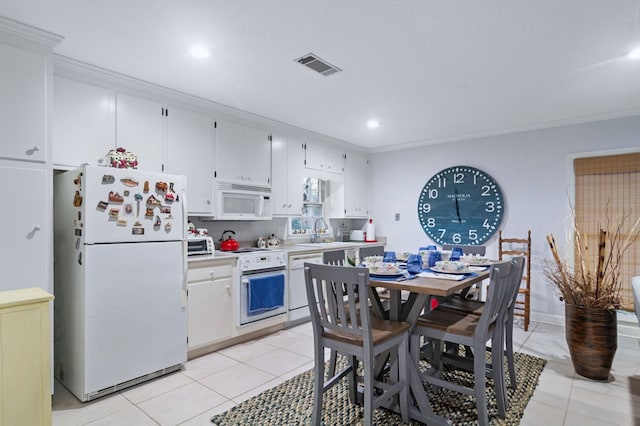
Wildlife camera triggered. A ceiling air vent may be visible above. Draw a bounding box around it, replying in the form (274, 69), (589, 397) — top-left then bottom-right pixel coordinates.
(295, 53), (342, 76)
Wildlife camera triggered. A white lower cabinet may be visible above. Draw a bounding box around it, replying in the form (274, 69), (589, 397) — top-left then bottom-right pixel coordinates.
(187, 260), (234, 350)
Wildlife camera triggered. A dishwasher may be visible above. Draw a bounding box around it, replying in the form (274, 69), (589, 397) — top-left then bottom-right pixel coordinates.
(287, 252), (324, 324)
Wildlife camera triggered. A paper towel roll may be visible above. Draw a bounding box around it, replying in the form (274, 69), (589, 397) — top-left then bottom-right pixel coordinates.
(365, 218), (376, 242)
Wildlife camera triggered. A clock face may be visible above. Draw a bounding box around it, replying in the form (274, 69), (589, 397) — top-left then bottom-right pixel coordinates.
(417, 166), (504, 246)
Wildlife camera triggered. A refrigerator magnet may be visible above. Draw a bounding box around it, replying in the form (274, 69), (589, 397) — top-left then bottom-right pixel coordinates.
(117, 218), (127, 226)
(125, 204), (133, 214)
(154, 215), (161, 227)
(146, 195), (161, 206)
(169, 182), (175, 192)
(102, 175), (114, 184)
(160, 206), (171, 214)
(73, 191), (83, 207)
(143, 181), (149, 193)
(97, 201), (108, 210)
(108, 208), (120, 218)
(145, 208), (154, 217)
(164, 192), (175, 202)
(121, 177), (138, 187)
(164, 222), (172, 232)
(132, 227), (144, 235)
(156, 181), (168, 192)
(123, 190), (130, 197)
(109, 191), (124, 202)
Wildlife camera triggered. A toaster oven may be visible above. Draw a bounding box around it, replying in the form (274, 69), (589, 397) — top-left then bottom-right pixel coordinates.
(187, 236), (214, 256)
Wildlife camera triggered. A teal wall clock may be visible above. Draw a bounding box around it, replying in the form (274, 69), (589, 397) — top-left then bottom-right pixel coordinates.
(417, 165), (504, 246)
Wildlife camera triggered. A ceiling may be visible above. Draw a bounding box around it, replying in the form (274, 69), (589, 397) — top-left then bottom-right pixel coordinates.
(1, 1), (640, 152)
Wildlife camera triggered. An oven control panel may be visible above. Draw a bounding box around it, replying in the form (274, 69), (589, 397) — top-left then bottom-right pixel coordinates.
(239, 250), (286, 272)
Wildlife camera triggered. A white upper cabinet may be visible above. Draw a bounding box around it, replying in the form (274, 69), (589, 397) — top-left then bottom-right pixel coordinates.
(325, 147), (345, 174)
(344, 153), (369, 218)
(53, 76), (113, 167)
(115, 93), (163, 172)
(304, 139), (344, 174)
(271, 133), (305, 215)
(166, 106), (214, 215)
(215, 119), (271, 187)
(0, 43), (47, 162)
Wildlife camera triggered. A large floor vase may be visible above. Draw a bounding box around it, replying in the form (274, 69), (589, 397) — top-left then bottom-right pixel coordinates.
(565, 304), (617, 380)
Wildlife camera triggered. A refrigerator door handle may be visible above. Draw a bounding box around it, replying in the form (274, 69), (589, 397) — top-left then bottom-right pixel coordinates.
(181, 240), (188, 309)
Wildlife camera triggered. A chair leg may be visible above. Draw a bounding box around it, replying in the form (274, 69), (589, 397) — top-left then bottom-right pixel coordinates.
(363, 351), (375, 426)
(347, 355), (358, 404)
(474, 345), (489, 426)
(506, 319), (517, 389)
(493, 333), (507, 418)
(398, 336), (409, 424)
(312, 344), (325, 426)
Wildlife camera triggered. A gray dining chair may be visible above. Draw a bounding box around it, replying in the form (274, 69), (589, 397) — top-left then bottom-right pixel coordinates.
(322, 249), (346, 266)
(442, 244), (486, 256)
(304, 262), (409, 426)
(437, 256), (525, 394)
(358, 245), (384, 261)
(411, 259), (515, 426)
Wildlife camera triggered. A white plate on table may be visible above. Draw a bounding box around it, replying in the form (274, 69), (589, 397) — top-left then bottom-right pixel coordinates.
(429, 266), (471, 275)
(469, 266), (488, 272)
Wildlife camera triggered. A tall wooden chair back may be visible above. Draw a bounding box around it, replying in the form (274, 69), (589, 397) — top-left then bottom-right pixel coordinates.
(498, 230), (532, 330)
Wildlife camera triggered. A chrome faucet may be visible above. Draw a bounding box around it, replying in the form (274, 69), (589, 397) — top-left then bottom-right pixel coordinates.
(311, 217), (326, 243)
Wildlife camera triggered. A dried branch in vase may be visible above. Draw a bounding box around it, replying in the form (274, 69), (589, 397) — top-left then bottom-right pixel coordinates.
(544, 206), (640, 310)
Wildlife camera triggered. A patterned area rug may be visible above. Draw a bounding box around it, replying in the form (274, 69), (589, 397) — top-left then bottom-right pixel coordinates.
(211, 351), (546, 425)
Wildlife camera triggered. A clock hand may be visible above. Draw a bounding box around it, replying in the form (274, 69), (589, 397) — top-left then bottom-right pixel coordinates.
(454, 188), (461, 223)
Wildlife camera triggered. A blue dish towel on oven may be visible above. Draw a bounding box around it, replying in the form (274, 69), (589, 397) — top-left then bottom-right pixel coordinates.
(248, 274), (285, 316)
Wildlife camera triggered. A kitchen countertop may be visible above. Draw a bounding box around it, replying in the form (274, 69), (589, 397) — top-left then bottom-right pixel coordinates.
(187, 240), (386, 263)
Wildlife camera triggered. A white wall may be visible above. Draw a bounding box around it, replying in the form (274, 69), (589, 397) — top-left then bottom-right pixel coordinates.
(368, 115), (640, 319)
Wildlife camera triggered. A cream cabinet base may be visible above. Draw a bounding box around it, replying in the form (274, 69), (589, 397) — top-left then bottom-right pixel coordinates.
(0, 287), (54, 426)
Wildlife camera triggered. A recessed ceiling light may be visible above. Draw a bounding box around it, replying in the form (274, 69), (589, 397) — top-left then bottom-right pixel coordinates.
(627, 47), (640, 60)
(189, 45), (210, 59)
(367, 120), (381, 129)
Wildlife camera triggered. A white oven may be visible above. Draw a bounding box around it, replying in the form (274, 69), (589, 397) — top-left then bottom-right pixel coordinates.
(236, 249), (287, 326)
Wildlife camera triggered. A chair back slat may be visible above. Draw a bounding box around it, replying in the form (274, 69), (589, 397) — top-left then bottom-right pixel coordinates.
(304, 263), (371, 343)
(323, 249), (346, 266)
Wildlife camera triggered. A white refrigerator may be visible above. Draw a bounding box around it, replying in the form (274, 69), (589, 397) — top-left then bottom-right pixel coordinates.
(54, 165), (188, 401)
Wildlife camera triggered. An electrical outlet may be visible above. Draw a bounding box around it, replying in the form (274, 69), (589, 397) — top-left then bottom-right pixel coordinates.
(395, 213), (400, 221)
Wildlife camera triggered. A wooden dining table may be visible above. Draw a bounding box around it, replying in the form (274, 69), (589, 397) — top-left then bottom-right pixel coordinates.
(367, 270), (491, 426)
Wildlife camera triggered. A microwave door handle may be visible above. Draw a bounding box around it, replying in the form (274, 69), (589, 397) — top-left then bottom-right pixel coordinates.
(258, 195), (264, 216)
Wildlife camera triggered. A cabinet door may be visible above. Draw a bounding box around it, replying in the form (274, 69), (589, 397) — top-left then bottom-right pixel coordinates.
(271, 134), (305, 215)
(187, 277), (233, 348)
(0, 163), (47, 291)
(286, 137), (306, 215)
(271, 132), (289, 215)
(115, 93), (163, 172)
(325, 147), (344, 174)
(215, 119), (270, 186)
(53, 76), (113, 167)
(0, 43), (46, 162)
(167, 106), (214, 215)
(304, 139), (325, 171)
(345, 154), (369, 217)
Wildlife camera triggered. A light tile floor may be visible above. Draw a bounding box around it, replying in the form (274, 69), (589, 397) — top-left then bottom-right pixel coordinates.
(52, 320), (640, 425)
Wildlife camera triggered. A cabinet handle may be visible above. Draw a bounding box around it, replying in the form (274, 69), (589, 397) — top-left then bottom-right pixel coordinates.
(33, 225), (41, 231)
(26, 145), (41, 155)
(209, 271), (215, 278)
(207, 200), (211, 205)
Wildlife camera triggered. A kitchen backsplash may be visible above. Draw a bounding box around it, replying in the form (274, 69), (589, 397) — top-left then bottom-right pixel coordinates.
(188, 217), (367, 248)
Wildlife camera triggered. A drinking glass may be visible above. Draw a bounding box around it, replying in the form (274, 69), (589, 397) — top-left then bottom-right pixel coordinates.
(450, 247), (463, 261)
(383, 251), (397, 263)
(428, 251), (442, 268)
(406, 254), (422, 274)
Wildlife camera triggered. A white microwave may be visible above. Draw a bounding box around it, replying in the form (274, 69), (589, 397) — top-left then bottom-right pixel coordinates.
(215, 182), (272, 220)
